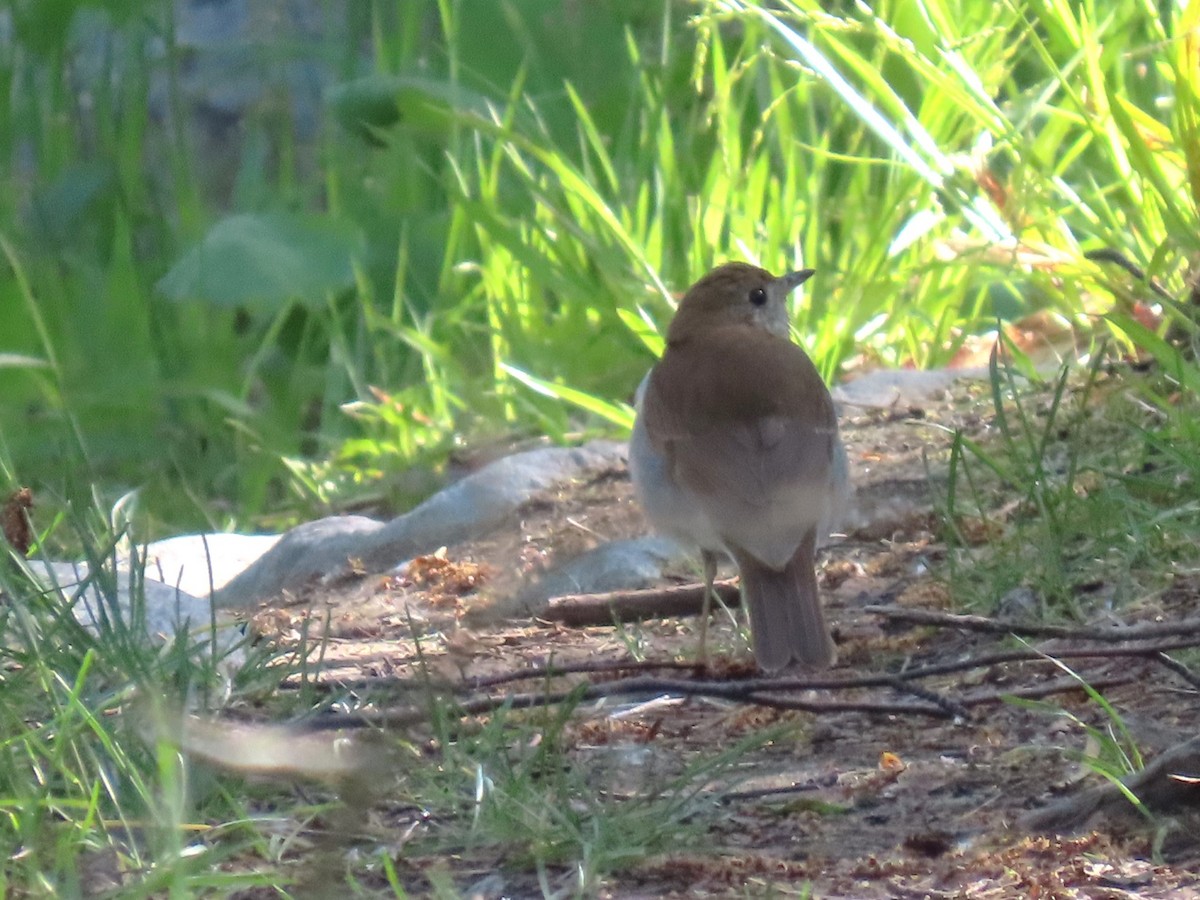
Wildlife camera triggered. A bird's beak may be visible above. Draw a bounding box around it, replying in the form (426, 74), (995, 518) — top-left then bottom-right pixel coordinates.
(779, 269), (816, 292)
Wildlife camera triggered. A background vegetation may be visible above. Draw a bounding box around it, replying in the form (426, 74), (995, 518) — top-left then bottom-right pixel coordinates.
(5, 0), (1200, 894)
(3, 0), (1195, 537)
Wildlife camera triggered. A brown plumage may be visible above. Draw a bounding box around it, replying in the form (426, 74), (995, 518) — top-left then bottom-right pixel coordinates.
(633, 262), (845, 671)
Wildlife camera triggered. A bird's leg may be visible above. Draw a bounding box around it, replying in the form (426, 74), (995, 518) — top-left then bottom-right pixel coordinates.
(697, 549), (719, 666)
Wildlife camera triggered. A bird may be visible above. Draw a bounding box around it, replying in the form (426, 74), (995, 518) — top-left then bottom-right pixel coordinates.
(629, 262), (847, 672)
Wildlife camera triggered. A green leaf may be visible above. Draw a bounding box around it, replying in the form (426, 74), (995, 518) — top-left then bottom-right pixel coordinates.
(156, 213), (365, 311)
(1176, 0), (1200, 214)
(0, 353), (51, 369)
(326, 74), (494, 142)
(1105, 313), (1200, 395)
(617, 307), (664, 357)
(25, 161), (114, 247)
(500, 363), (635, 430)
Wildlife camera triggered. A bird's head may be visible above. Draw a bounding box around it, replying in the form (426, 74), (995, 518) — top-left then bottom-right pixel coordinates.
(667, 262), (814, 342)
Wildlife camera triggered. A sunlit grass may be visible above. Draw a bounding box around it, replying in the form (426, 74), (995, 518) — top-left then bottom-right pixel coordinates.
(0, 503), (785, 895)
(938, 338), (1200, 621)
(4, 3), (1200, 892)
(3, 0), (1198, 534)
(0, 530), (271, 894)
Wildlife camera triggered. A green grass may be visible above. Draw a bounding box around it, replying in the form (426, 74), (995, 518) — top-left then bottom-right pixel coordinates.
(5, 0), (1200, 894)
(4, 0), (1200, 537)
(0, 547), (270, 895)
(938, 338), (1200, 620)
(0, 526), (787, 896)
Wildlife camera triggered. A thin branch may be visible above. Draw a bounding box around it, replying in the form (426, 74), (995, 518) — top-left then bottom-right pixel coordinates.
(464, 657), (708, 689)
(866, 606), (1200, 643)
(960, 674), (1138, 706)
(1022, 732), (1200, 834)
(1084, 247), (1177, 305)
(1152, 652), (1200, 691)
(305, 675), (954, 729)
(285, 658), (706, 695)
(304, 667), (1146, 731)
(871, 639), (1200, 683)
(540, 579), (741, 626)
(720, 782), (821, 803)
(883, 676), (970, 719)
(295, 638), (1200, 699)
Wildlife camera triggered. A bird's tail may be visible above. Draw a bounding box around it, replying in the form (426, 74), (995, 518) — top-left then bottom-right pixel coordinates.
(733, 530), (835, 672)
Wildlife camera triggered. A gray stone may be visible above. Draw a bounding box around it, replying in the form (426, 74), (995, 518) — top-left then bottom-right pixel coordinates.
(833, 368), (989, 408)
(19, 560), (244, 662)
(510, 536), (684, 616)
(210, 515), (383, 608)
(213, 440), (627, 609)
(141, 532), (282, 597)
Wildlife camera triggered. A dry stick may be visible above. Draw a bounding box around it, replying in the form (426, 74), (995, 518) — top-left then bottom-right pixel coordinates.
(541, 579), (742, 625)
(721, 783), (821, 803)
(883, 676), (970, 720)
(299, 638), (1200, 698)
(1084, 247), (1178, 305)
(1022, 731), (1200, 834)
(1151, 652), (1200, 691)
(290, 608), (1200, 727)
(962, 674), (1137, 706)
(540, 581), (1200, 644)
(866, 605), (1200, 643)
(470, 640), (1198, 692)
(463, 657), (706, 689)
(722, 645), (1177, 693)
(306, 665), (1145, 732)
(306, 676), (952, 730)
(847, 639), (1200, 691)
(289, 658), (705, 696)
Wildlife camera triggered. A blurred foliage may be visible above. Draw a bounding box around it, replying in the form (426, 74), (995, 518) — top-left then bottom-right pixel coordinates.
(0, 0), (1198, 536)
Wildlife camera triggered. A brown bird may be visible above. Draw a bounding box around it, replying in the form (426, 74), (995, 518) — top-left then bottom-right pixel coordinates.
(630, 262), (847, 671)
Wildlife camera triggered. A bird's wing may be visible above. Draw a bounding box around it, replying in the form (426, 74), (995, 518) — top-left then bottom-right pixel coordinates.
(641, 327), (839, 567)
(675, 415), (836, 507)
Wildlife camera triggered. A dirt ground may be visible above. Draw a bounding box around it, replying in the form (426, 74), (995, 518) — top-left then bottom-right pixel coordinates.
(249, 380), (1200, 898)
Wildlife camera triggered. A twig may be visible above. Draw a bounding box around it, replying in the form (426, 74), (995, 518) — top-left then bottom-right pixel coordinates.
(540, 579), (741, 626)
(294, 638), (1200, 698)
(961, 674), (1138, 706)
(1152, 652), (1200, 691)
(1084, 247), (1177, 305)
(720, 782), (821, 803)
(284, 658), (707, 695)
(866, 606), (1200, 643)
(305, 676), (954, 729)
(883, 677), (970, 720)
(873, 639), (1200, 683)
(1022, 732), (1200, 834)
(305, 665), (1149, 731)
(464, 657), (707, 689)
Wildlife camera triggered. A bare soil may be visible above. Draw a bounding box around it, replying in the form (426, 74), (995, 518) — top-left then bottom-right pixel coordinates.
(248, 380), (1200, 898)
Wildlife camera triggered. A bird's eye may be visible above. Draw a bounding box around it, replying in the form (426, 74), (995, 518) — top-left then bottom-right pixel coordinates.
(749, 287), (768, 306)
